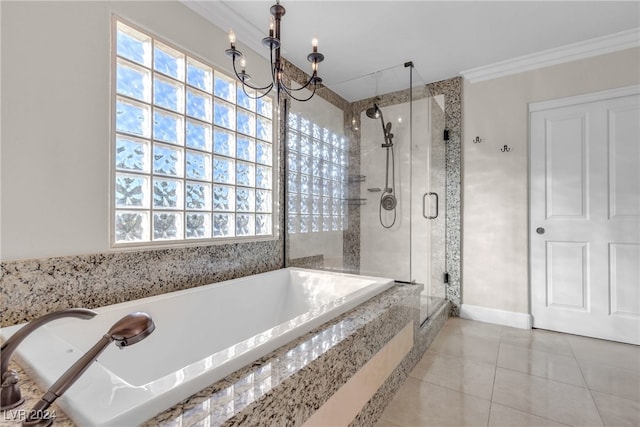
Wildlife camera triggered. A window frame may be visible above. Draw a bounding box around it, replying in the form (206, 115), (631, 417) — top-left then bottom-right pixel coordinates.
(110, 16), (278, 250)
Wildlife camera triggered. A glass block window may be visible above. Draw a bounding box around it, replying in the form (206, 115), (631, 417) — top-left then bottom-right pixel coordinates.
(113, 20), (275, 245)
(286, 113), (348, 234)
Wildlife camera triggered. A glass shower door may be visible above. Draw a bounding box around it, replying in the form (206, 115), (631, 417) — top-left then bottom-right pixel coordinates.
(412, 94), (447, 324)
(283, 63), (448, 323)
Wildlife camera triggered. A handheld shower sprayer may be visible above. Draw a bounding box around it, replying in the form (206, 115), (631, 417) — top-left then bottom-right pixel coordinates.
(365, 103), (394, 147)
(365, 102), (398, 228)
(23, 312), (155, 426)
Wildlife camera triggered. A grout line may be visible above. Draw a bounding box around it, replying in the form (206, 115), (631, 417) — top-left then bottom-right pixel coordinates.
(579, 389), (605, 427)
(488, 328), (503, 427)
(410, 374), (492, 402)
(490, 344), (499, 402)
(495, 364), (588, 389)
(574, 353), (640, 375)
(494, 324), (593, 426)
(489, 402), (574, 427)
(485, 400), (492, 427)
(573, 351), (608, 426)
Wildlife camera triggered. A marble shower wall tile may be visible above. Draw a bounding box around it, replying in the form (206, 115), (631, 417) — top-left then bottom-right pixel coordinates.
(343, 104), (362, 274)
(280, 60), (462, 311)
(289, 255), (325, 269)
(343, 76), (462, 314)
(427, 77), (462, 315)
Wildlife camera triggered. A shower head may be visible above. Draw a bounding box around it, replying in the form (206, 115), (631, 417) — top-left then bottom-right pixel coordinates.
(366, 103), (394, 147)
(365, 103), (381, 119)
(108, 311), (156, 348)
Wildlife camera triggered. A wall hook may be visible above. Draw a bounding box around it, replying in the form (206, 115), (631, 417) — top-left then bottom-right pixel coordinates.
(472, 136), (482, 144)
(501, 145), (511, 152)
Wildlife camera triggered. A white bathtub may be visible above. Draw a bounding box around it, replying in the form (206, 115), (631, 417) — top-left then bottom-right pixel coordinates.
(1, 267), (394, 426)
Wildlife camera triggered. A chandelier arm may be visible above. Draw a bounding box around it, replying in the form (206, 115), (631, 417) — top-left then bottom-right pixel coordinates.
(279, 72), (317, 92)
(280, 81), (318, 102)
(271, 47), (278, 84)
(240, 81), (274, 100)
(225, 1), (322, 103)
(231, 56), (273, 92)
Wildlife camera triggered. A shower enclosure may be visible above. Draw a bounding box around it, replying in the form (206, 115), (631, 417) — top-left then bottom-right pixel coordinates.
(285, 64), (447, 323)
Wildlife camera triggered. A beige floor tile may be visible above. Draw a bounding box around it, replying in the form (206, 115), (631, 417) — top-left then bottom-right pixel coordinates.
(500, 327), (574, 357)
(578, 358), (640, 402)
(488, 403), (569, 427)
(374, 417), (404, 427)
(497, 343), (586, 387)
(429, 328), (500, 365)
(381, 377), (491, 427)
(441, 317), (504, 339)
(410, 350), (496, 399)
(591, 390), (640, 427)
(492, 368), (603, 426)
(568, 335), (640, 373)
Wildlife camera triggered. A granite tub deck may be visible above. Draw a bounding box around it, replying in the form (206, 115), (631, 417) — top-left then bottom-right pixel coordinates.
(1, 285), (450, 427)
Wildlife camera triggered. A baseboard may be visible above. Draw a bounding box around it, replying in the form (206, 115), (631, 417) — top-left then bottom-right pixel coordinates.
(460, 304), (532, 329)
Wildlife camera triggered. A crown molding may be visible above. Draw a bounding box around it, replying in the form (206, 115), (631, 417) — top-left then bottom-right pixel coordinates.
(529, 84), (640, 112)
(180, 0), (270, 60)
(461, 28), (640, 83)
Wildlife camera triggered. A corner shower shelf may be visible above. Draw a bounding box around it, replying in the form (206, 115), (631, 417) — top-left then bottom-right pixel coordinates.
(348, 175), (366, 183)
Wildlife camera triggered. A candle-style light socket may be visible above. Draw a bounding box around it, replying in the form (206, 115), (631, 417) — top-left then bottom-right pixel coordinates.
(262, 36), (280, 49)
(224, 1), (324, 102)
(228, 29), (236, 49)
(225, 48), (243, 60)
(307, 52), (324, 63)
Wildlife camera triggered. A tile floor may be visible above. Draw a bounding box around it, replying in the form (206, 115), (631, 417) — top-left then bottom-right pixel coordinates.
(376, 318), (640, 427)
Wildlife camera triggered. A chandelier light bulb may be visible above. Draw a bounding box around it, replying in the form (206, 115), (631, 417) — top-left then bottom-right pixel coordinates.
(225, 1), (324, 102)
(228, 29), (236, 47)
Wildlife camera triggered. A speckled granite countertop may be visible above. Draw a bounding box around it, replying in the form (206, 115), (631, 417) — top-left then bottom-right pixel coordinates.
(147, 283), (420, 426)
(0, 362), (72, 426)
(1, 283), (420, 427)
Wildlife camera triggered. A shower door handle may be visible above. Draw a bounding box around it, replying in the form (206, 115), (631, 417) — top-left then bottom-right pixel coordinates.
(422, 192), (439, 219)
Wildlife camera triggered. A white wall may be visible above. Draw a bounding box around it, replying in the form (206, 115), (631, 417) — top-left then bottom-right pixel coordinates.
(462, 47), (640, 313)
(0, 1), (273, 261)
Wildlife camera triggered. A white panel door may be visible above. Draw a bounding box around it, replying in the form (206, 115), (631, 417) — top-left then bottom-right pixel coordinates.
(530, 88), (640, 345)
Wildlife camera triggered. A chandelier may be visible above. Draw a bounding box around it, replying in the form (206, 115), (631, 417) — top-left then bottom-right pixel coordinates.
(225, 0), (325, 102)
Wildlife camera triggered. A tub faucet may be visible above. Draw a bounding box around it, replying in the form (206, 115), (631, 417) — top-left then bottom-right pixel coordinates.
(23, 312), (155, 426)
(1, 308), (97, 411)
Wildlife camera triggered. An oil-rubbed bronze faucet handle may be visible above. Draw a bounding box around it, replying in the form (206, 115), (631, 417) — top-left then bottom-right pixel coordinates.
(0, 308), (97, 410)
(1, 369), (23, 410)
(23, 312), (155, 426)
